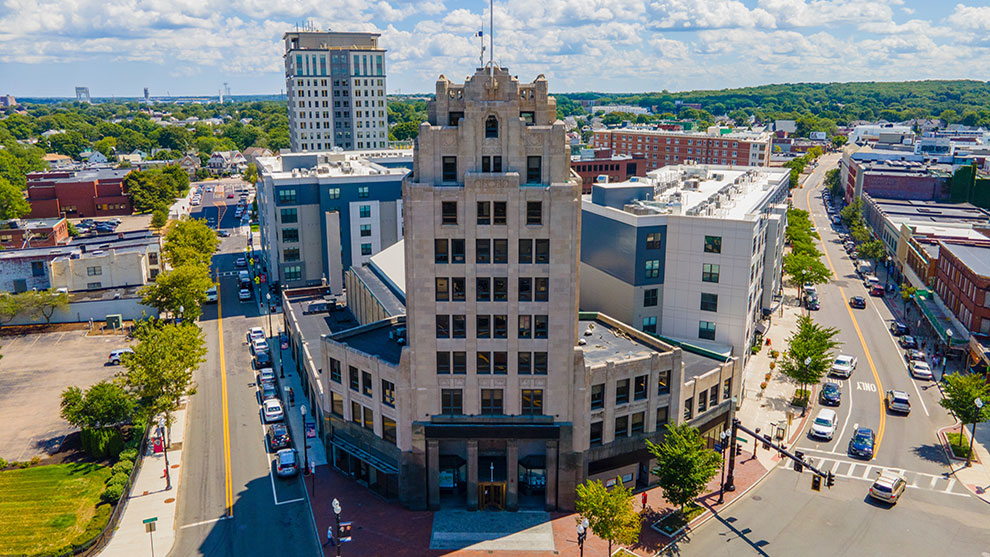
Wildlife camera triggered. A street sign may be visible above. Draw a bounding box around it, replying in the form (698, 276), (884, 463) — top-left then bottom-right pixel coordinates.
(305, 421), (317, 439)
(143, 517), (158, 524)
(338, 522), (353, 542)
(736, 436), (748, 443)
(714, 443), (723, 453)
(145, 522), (156, 533)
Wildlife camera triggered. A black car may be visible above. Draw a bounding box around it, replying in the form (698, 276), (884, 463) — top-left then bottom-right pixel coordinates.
(254, 351), (272, 368)
(266, 423), (291, 452)
(889, 321), (909, 336)
(804, 294), (820, 311)
(849, 296), (866, 309)
(898, 335), (917, 349)
(820, 382), (841, 406)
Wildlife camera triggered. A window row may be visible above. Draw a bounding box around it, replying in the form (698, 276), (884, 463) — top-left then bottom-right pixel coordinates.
(441, 201), (544, 226)
(437, 314), (549, 339)
(439, 388), (543, 416)
(590, 371), (669, 410)
(433, 238), (550, 265)
(330, 395), (398, 445)
(435, 277), (549, 303)
(436, 351), (548, 375)
(590, 408), (665, 446)
(328, 358), (395, 408)
(439, 156), (542, 184)
(682, 378), (732, 420)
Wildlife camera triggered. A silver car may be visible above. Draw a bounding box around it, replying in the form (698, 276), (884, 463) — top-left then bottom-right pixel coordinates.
(275, 448), (299, 477)
(831, 355), (857, 378)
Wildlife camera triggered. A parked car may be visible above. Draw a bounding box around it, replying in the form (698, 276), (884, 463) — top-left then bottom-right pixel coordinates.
(804, 294), (820, 311)
(108, 348), (134, 365)
(820, 382), (841, 406)
(254, 351), (272, 368)
(218, 230), (231, 237)
(810, 409), (838, 440)
(909, 360), (934, 380)
(862, 275), (880, 288)
(869, 284), (885, 297)
(248, 326), (266, 342)
(849, 296), (866, 309)
(262, 399), (284, 422)
(260, 381), (279, 401)
(275, 448), (299, 477)
(905, 349), (926, 362)
(258, 368), (276, 385)
(885, 390), (911, 414)
(235, 257), (247, 268)
(239, 288), (252, 301)
(869, 472), (906, 504)
(251, 338), (269, 354)
(831, 355), (858, 378)
(848, 427), (876, 459)
(899, 335), (917, 349)
(227, 193), (235, 199)
(266, 423), (291, 452)
(205, 286), (218, 303)
(889, 321), (909, 336)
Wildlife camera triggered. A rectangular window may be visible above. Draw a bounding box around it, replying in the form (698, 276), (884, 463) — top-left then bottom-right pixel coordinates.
(442, 157), (457, 183)
(645, 260), (660, 278)
(476, 315), (491, 338)
(493, 351), (508, 374)
(475, 239), (490, 264)
(704, 235), (722, 254)
(702, 263), (720, 283)
(451, 277), (465, 301)
(493, 202), (507, 225)
(282, 228), (299, 242)
(349, 366), (360, 391)
(380, 379), (395, 407)
(518, 315), (532, 339)
(382, 416), (396, 444)
(476, 277), (491, 301)
(280, 208), (298, 223)
(493, 314), (508, 338)
(634, 375), (649, 400)
(477, 201), (491, 225)
(447, 112), (464, 127)
(644, 288), (658, 307)
(518, 352), (532, 375)
(441, 389), (462, 414)
(658, 369), (670, 395)
(278, 189), (297, 203)
(519, 239), (533, 264)
(591, 384), (605, 410)
(363, 407), (374, 431)
(452, 314), (466, 338)
(491, 156), (502, 172)
(656, 406), (669, 427)
(520, 111), (535, 125)
(329, 358), (342, 383)
(646, 232), (662, 249)
(284, 266), (302, 281)
(359, 205), (371, 218)
(362, 371), (373, 397)
(477, 351), (491, 374)
(450, 239), (465, 263)
(534, 352), (547, 375)
(436, 351), (451, 374)
(534, 315), (548, 338)
(631, 412), (645, 434)
(710, 385), (719, 407)
(518, 277), (532, 301)
(492, 239), (508, 264)
(452, 351), (467, 374)
(87, 266), (102, 276)
(616, 378), (630, 405)
(434, 239), (448, 263)
(436, 314), (450, 338)
(698, 390), (708, 413)
(723, 378), (732, 400)
(590, 421), (603, 446)
(351, 401), (361, 425)
(282, 248), (300, 262)
(642, 316), (657, 334)
(441, 201), (457, 224)
(521, 389), (543, 415)
(361, 243), (372, 256)
(331, 392), (344, 417)
(360, 224), (371, 237)
(435, 277), (449, 301)
(358, 185), (369, 198)
(684, 397), (694, 420)
(527, 201), (542, 225)
(526, 156), (542, 183)
(534, 277), (549, 302)
(481, 389), (503, 415)
(493, 277), (508, 302)
(699, 321), (716, 341)
(535, 239), (550, 264)
(701, 293), (718, 312)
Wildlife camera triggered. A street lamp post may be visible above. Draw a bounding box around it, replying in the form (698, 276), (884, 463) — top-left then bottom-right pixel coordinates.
(802, 357), (812, 417)
(332, 498), (343, 557)
(943, 330), (953, 376)
(178, 305), (184, 323)
(969, 398), (983, 468)
(265, 292), (273, 338)
(576, 518), (589, 557)
(717, 430), (730, 504)
(157, 416), (171, 491)
(300, 405), (308, 477)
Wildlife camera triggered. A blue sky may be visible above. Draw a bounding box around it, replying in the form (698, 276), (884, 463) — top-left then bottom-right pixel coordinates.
(2, 0), (989, 98)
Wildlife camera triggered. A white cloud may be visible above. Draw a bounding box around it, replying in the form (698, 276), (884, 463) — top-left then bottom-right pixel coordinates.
(948, 3), (990, 31)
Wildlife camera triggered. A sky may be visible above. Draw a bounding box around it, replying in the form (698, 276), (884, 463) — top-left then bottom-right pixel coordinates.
(2, 0), (990, 98)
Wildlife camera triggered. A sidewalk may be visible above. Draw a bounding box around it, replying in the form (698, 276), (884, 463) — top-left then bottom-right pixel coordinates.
(99, 402), (187, 556)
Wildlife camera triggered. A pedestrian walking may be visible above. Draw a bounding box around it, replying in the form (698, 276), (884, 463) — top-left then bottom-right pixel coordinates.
(289, 387), (295, 406)
(641, 491), (648, 509)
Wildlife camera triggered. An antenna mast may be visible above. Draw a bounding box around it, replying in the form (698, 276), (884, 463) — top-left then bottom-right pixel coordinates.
(489, 0), (494, 76)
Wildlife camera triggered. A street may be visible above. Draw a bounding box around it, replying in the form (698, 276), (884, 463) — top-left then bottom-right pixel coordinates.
(168, 181), (321, 556)
(682, 157), (990, 555)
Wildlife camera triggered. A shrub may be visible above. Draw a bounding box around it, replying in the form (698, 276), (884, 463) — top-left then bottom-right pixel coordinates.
(81, 427), (125, 459)
(0, 457), (7, 470)
(30, 455), (41, 466)
(17, 460), (31, 468)
(771, 350), (780, 359)
(100, 482), (126, 504)
(769, 361), (776, 370)
(760, 381), (768, 390)
(106, 470), (130, 488)
(118, 448), (138, 462)
(111, 459), (134, 477)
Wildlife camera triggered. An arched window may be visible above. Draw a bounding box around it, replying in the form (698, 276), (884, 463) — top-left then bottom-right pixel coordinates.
(485, 115), (498, 139)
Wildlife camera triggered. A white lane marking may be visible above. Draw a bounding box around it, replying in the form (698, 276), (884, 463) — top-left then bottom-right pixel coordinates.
(831, 460), (841, 474)
(861, 465), (874, 479)
(803, 456), (971, 497)
(943, 478), (957, 493)
(275, 497), (306, 506)
(929, 476), (939, 489)
(873, 302), (930, 417)
(181, 517), (230, 529)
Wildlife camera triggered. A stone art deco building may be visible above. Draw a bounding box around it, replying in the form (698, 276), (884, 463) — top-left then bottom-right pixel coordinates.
(286, 66), (740, 512)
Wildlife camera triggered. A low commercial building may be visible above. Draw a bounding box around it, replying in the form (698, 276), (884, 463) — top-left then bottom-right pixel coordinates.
(579, 164), (790, 359)
(593, 127), (771, 171)
(933, 242), (990, 336)
(0, 218), (70, 249)
(26, 168), (132, 218)
(256, 150), (410, 292)
(862, 195), (990, 263)
(570, 149), (647, 194)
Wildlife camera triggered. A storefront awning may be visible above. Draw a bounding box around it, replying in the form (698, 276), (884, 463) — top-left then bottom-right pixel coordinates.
(331, 436), (399, 474)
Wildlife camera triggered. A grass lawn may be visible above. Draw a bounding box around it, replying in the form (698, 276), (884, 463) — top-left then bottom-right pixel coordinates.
(946, 431), (972, 460)
(655, 502), (706, 536)
(0, 462), (112, 556)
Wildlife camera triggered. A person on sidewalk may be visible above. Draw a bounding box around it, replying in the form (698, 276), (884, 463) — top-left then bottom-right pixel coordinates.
(641, 491), (648, 510)
(289, 387), (295, 407)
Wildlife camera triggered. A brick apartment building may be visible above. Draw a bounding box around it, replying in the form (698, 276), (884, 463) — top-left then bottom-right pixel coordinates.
(934, 242), (990, 336)
(569, 149), (647, 194)
(593, 128), (771, 171)
(841, 156), (952, 205)
(0, 217), (70, 250)
(26, 168), (133, 218)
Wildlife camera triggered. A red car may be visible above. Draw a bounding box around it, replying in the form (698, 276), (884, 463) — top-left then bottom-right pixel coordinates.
(869, 284), (884, 296)
(227, 193), (235, 198)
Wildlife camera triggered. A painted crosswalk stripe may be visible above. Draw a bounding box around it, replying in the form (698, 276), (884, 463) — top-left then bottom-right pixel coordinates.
(943, 478), (957, 493)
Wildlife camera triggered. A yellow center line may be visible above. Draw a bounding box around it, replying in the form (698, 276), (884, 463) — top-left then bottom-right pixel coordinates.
(804, 170), (886, 456)
(217, 284), (234, 516)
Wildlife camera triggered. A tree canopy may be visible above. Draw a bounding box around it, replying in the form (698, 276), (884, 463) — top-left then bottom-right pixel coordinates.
(779, 315), (841, 392)
(161, 218), (219, 267)
(60, 381), (135, 430)
(574, 478), (641, 555)
(647, 423), (722, 513)
(140, 263), (213, 322)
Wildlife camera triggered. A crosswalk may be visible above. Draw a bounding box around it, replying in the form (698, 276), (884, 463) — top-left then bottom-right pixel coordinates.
(802, 455), (969, 497)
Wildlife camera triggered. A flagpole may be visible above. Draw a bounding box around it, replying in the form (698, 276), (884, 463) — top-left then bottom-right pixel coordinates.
(489, 0), (494, 76)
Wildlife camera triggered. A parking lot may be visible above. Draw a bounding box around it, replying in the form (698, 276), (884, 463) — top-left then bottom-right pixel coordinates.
(0, 330), (133, 461)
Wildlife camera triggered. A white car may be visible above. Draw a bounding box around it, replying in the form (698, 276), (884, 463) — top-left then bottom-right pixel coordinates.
(252, 338), (269, 355)
(810, 408), (838, 440)
(258, 368), (276, 384)
(239, 288), (251, 301)
(248, 326), (266, 342)
(108, 348), (134, 365)
(262, 399), (284, 423)
(831, 355), (858, 378)
(909, 360), (933, 380)
(205, 286), (217, 303)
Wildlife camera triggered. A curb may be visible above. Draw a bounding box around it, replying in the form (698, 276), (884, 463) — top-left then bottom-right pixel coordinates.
(936, 423), (990, 505)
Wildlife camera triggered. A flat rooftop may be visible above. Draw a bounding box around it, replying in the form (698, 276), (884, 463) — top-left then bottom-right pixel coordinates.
(869, 197), (990, 226)
(283, 287), (362, 344)
(32, 168), (131, 184)
(605, 127), (770, 141)
(0, 217), (64, 230)
(258, 150), (411, 181)
(328, 318), (406, 366)
(941, 243), (990, 277)
(577, 317), (671, 367)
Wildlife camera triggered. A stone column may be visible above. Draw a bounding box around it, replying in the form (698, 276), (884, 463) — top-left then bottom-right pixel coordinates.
(467, 439), (479, 510)
(545, 439), (558, 511)
(506, 440), (518, 511)
(427, 439), (440, 510)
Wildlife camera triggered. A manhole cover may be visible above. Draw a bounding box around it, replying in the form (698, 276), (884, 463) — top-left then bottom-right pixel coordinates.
(751, 495), (763, 501)
(164, 498), (176, 504)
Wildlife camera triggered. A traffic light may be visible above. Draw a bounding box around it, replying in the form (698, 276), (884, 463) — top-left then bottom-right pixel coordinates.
(826, 471), (835, 489)
(793, 451), (804, 473)
(811, 474), (822, 492)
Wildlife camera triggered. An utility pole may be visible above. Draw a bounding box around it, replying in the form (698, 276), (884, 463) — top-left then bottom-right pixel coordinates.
(723, 418), (833, 496)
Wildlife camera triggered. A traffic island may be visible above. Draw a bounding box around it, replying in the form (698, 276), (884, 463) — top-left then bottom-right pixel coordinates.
(938, 427), (980, 464)
(652, 503), (705, 537)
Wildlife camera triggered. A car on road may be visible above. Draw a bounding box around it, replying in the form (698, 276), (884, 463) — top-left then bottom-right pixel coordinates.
(258, 367), (276, 385)
(899, 335), (917, 349)
(820, 382), (841, 406)
(810, 409), (838, 440)
(266, 424), (291, 452)
(108, 348), (134, 365)
(905, 349), (926, 362)
(205, 286), (217, 303)
(262, 399), (284, 423)
(239, 288), (252, 301)
(849, 296), (866, 309)
(862, 275), (880, 288)
(804, 294), (820, 311)
(227, 193), (235, 198)
(831, 355), (858, 378)
(217, 230), (230, 237)
(275, 448), (299, 477)
(254, 351), (272, 369)
(248, 326), (266, 342)
(885, 390), (911, 414)
(889, 321), (909, 336)
(869, 284), (885, 297)
(869, 471), (906, 504)
(848, 427), (876, 459)
(251, 338), (269, 354)
(235, 257), (247, 267)
(260, 380), (279, 401)
(909, 360), (934, 380)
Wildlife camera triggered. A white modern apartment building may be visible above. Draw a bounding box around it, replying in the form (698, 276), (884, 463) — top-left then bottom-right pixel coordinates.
(283, 31), (388, 152)
(579, 164), (790, 359)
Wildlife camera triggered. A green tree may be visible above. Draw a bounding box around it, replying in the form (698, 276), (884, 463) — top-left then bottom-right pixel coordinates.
(390, 121), (420, 141)
(23, 289), (69, 324)
(779, 315), (841, 395)
(151, 208), (169, 229)
(60, 381), (135, 429)
(939, 372), (990, 466)
(140, 264), (213, 321)
(0, 175), (31, 219)
(118, 320), (206, 428)
(840, 198), (864, 227)
(574, 478), (641, 555)
(900, 282), (917, 313)
(648, 423), (722, 514)
(858, 239), (887, 265)
(849, 224), (871, 244)
(124, 169), (172, 213)
(824, 168), (842, 198)
(94, 136), (118, 158)
(0, 293), (23, 325)
(242, 162), (259, 184)
(162, 164), (190, 196)
(161, 218), (219, 267)
(783, 251), (832, 299)
(831, 135), (848, 148)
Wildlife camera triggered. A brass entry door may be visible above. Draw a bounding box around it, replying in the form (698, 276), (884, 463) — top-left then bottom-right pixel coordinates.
(478, 481), (506, 510)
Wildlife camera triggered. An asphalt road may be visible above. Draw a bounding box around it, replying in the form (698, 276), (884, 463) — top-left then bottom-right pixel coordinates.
(681, 157), (990, 555)
(168, 182), (320, 556)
